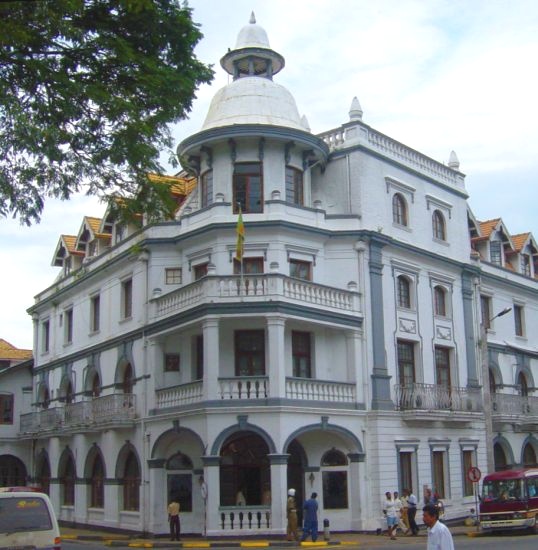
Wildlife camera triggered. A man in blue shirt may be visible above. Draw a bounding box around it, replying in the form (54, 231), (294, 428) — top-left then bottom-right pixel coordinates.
(301, 492), (319, 542)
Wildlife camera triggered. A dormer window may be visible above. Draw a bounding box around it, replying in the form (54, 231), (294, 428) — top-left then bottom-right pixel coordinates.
(521, 254), (531, 276)
(490, 241), (502, 265)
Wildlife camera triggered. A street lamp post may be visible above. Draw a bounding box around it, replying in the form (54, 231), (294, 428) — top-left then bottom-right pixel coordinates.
(481, 306), (511, 474)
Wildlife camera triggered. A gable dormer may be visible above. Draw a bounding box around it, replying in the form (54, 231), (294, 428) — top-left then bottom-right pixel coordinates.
(507, 232), (538, 278)
(75, 216), (111, 260)
(471, 218), (514, 267)
(52, 234), (85, 276)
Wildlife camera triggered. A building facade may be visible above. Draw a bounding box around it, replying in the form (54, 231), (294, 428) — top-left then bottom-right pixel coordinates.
(2, 15), (537, 535)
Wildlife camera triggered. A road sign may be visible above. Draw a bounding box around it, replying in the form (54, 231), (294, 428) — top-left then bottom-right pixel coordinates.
(468, 466), (481, 483)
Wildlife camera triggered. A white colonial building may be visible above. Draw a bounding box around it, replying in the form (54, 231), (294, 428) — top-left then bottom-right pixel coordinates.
(2, 14), (537, 536)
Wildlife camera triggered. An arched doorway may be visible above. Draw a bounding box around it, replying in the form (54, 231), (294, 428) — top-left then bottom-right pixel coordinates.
(0, 455), (27, 486)
(35, 451), (51, 495)
(286, 440), (306, 525)
(220, 431), (270, 506)
(494, 442), (508, 471)
(523, 443), (537, 467)
(166, 452), (193, 514)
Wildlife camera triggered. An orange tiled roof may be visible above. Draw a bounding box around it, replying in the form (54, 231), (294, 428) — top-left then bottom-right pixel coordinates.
(478, 219), (501, 239)
(511, 233), (530, 252)
(61, 235), (85, 256)
(148, 173), (197, 197)
(85, 216), (102, 234)
(0, 339), (32, 361)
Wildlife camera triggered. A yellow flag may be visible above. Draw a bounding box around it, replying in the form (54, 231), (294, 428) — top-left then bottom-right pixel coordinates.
(235, 207), (245, 261)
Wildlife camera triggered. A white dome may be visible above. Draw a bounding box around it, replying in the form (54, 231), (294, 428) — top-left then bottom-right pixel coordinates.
(201, 77), (304, 131)
(235, 22), (271, 50)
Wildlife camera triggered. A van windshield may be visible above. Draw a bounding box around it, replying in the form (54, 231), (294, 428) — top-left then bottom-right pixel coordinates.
(482, 479), (525, 502)
(0, 497), (53, 533)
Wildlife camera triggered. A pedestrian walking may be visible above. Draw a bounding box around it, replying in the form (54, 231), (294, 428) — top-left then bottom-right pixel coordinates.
(300, 492), (319, 542)
(286, 488), (299, 541)
(167, 498), (181, 541)
(382, 491), (398, 540)
(393, 491), (407, 533)
(423, 503), (454, 550)
(407, 488), (419, 535)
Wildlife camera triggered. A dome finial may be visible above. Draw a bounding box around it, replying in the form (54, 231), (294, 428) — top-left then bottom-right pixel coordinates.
(349, 96), (363, 121)
(448, 150), (460, 169)
(250, 11), (256, 24)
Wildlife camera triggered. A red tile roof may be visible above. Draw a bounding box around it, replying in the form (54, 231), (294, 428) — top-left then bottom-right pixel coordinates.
(0, 339), (32, 361)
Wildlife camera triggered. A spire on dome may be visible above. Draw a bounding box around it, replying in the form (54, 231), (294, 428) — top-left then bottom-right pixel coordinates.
(301, 115), (311, 132)
(349, 97), (363, 121)
(221, 14), (284, 80)
(448, 150), (460, 169)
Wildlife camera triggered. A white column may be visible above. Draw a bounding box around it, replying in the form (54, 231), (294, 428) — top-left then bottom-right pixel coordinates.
(266, 316), (286, 399)
(268, 454), (289, 535)
(202, 317), (220, 400)
(203, 456), (221, 536)
(346, 329), (365, 404)
(74, 434), (88, 524)
(348, 453), (364, 531)
(47, 437), (61, 511)
(147, 460), (166, 534)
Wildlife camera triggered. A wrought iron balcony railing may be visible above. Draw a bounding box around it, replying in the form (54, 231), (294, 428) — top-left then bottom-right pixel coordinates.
(394, 383), (483, 413)
(19, 394), (136, 434)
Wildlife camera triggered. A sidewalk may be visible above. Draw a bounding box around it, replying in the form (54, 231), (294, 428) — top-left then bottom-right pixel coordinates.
(61, 524), (482, 547)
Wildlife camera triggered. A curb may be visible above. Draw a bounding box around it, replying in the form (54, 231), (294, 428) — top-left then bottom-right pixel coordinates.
(88, 540), (349, 548)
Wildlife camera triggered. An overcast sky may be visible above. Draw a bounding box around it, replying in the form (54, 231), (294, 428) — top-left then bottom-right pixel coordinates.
(1, 0), (537, 350)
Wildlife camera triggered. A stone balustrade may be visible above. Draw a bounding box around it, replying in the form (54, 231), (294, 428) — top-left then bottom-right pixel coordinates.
(286, 377), (356, 402)
(154, 274), (359, 320)
(492, 393), (538, 416)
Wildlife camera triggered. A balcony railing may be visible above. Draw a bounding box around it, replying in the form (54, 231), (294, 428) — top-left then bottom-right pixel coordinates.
(286, 377), (356, 402)
(492, 393), (538, 416)
(218, 506), (271, 535)
(19, 394), (136, 434)
(154, 274), (360, 320)
(153, 377), (357, 409)
(394, 383), (483, 413)
(156, 381), (203, 409)
(219, 377), (268, 400)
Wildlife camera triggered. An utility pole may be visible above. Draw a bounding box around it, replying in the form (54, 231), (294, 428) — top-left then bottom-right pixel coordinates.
(481, 306), (511, 474)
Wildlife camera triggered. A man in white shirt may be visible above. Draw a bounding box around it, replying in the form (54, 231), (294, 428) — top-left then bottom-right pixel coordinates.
(407, 489), (419, 535)
(422, 503), (454, 550)
(382, 491), (398, 540)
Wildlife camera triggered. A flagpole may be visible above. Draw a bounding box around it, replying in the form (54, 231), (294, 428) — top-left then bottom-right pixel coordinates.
(236, 203), (245, 297)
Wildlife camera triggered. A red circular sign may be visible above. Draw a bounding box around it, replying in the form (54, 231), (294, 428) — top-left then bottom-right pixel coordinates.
(467, 466), (481, 483)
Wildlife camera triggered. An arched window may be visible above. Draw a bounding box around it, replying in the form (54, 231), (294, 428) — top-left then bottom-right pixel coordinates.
(320, 449), (348, 510)
(90, 454), (105, 508)
(432, 210), (446, 241)
(494, 443), (508, 471)
(40, 386), (50, 409)
(489, 369), (497, 396)
(167, 452), (194, 512)
(36, 453), (51, 495)
(518, 372), (529, 397)
(397, 276), (411, 309)
(433, 286), (446, 316)
(123, 363), (133, 394)
(123, 452), (140, 511)
(392, 193), (408, 226)
(91, 372), (101, 397)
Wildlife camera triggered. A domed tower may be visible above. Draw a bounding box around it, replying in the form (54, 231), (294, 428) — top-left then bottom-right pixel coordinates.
(178, 13), (328, 214)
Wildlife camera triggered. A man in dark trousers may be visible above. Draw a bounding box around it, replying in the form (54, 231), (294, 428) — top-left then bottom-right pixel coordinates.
(167, 498), (180, 541)
(406, 488), (419, 535)
(300, 492), (319, 542)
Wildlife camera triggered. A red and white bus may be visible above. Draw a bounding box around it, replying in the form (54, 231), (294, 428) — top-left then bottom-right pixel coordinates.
(480, 468), (538, 533)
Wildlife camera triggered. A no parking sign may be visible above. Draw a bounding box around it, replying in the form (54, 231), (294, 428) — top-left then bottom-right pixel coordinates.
(467, 466), (481, 483)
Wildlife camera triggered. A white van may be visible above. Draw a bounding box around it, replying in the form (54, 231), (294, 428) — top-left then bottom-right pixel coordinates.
(0, 491), (61, 549)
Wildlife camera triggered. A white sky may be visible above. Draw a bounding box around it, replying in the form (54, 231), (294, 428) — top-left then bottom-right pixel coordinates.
(1, 0), (537, 350)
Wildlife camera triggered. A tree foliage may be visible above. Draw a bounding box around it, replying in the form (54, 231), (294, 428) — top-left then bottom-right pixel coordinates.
(0, 0), (213, 224)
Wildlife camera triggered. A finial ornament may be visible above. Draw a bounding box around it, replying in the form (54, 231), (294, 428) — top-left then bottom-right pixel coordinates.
(349, 96), (363, 121)
(250, 11), (256, 24)
(448, 150), (460, 169)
